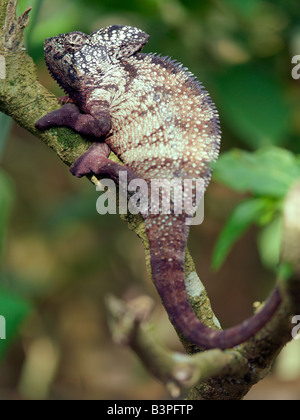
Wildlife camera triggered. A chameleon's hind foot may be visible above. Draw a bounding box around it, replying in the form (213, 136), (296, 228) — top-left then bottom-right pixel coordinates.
(70, 143), (111, 177)
(70, 143), (139, 187)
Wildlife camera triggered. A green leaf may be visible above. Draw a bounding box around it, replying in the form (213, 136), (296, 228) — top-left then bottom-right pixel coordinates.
(212, 198), (272, 270)
(0, 288), (32, 362)
(213, 64), (291, 148)
(213, 147), (300, 198)
(257, 217), (282, 271)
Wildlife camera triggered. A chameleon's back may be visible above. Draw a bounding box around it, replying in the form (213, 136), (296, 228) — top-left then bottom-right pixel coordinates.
(107, 53), (221, 186)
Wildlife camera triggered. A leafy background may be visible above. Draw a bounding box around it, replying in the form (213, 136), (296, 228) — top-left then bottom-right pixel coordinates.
(0, 0), (300, 399)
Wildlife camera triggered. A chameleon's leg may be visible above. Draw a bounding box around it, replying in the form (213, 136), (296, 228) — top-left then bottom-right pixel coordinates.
(35, 103), (111, 138)
(70, 143), (139, 185)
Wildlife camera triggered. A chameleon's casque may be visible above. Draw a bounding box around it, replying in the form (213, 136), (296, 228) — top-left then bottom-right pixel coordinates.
(36, 25), (281, 349)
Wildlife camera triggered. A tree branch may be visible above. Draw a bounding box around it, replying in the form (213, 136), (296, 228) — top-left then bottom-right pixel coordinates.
(106, 294), (249, 398)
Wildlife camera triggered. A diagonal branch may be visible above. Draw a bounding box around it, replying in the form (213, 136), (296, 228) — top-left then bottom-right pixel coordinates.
(106, 294), (249, 398)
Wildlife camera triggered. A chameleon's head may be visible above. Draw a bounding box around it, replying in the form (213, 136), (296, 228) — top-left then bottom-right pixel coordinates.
(43, 25), (149, 96)
(43, 31), (89, 94)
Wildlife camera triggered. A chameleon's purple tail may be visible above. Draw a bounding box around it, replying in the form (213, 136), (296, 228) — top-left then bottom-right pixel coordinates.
(145, 213), (282, 350)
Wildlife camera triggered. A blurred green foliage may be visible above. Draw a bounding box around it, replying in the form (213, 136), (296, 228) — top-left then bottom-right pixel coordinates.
(1, 0), (300, 399)
(0, 114), (12, 160)
(0, 169), (14, 258)
(212, 147), (300, 269)
(0, 288), (31, 362)
(0, 114), (32, 362)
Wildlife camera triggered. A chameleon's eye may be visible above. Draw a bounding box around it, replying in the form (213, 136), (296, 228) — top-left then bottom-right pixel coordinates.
(64, 32), (88, 53)
(64, 40), (81, 53)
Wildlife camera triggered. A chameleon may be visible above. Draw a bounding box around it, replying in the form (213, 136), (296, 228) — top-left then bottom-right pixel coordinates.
(35, 25), (282, 349)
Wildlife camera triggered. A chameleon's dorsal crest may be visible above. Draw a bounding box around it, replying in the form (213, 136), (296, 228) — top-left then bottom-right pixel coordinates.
(90, 25), (149, 63)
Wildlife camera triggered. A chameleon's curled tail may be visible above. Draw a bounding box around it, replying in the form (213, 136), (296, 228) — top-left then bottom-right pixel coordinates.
(145, 213), (282, 350)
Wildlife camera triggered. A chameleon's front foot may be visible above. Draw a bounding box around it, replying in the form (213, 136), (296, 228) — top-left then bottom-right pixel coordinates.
(35, 103), (111, 138)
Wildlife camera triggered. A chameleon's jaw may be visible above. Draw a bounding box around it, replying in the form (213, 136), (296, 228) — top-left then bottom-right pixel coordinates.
(44, 57), (66, 92)
(43, 40), (74, 97)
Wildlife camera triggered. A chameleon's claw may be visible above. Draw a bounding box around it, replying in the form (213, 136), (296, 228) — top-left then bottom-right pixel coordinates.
(69, 158), (89, 178)
(35, 104), (79, 131)
(58, 96), (75, 105)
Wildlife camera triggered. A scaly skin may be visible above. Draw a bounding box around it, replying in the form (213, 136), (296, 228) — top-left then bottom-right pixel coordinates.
(35, 25), (281, 349)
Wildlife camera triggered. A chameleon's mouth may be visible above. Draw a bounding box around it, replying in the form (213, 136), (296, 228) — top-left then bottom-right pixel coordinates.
(44, 54), (76, 99)
(43, 37), (73, 93)
(45, 60), (66, 92)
